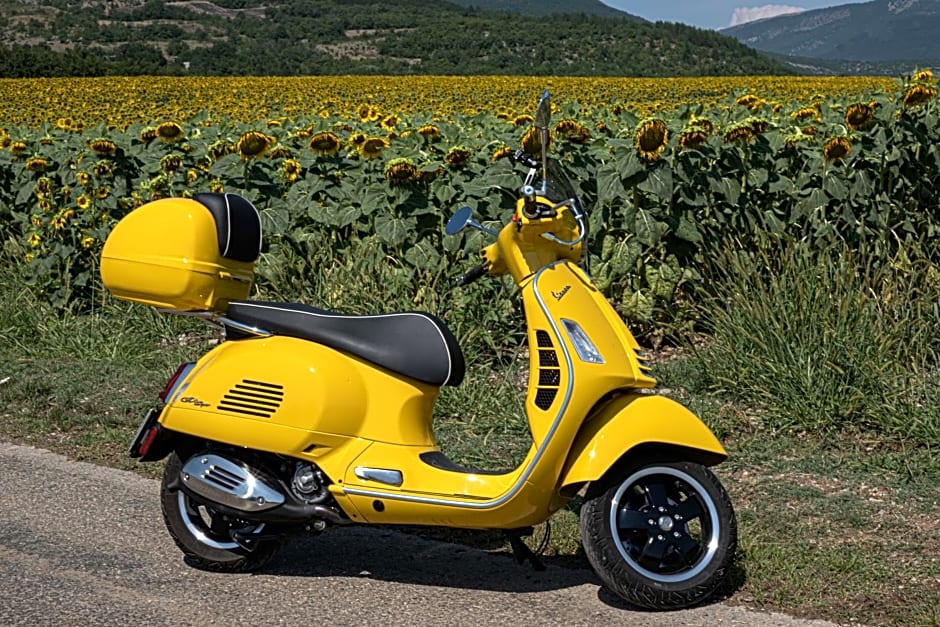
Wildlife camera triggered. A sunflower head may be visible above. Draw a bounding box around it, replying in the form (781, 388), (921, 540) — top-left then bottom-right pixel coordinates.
(520, 125), (551, 157)
(384, 157), (419, 186)
(445, 145), (473, 168)
(81, 236), (96, 249)
(348, 132), (368, 147)
(156, 122), (185, 143)
(10, 141), (27, 157)
(902, 83), (938, 108)
(722, 121), (755, 144)
(76, 194), (91, 210)
(734, 94), (764, 110)
(790, 107), (818, 121)
(160, 154), (183, 174)
(25, 156), (49, 172)
(308, 131), (343, 156)
(268, 146), (294, 160)
(208, 140), (235, 161)
(281, 158), (303, 184)
(513, 114), (535, 127)
(844, 102), (875, 131)
(823, 136), (851, 162)
(357, 104), (380, 123)
(380, 115), (400, 132)
(554, 118), (591, 144)
(417, 124), (441, 140)
(92, 161), (113, 178)
(237, 131), (273, 160)
(634, 119), (669, 162)
(210, 178), (225, 193)
(139, 127), (158, 143)
(491, 145), (514, 162)
(358, 137), (388, 159)
(88, 138), (117, 158)
(679, 129), (709, 151)
(34, 176), (53, 196)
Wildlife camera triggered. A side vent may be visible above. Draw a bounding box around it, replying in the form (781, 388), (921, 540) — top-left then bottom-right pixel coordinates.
(634, 348), (653, 375)
(218, 379), (284, 418)
(534, 330), (560, 411)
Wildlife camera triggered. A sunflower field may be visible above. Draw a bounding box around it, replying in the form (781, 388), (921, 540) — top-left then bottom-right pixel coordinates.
(1, 72), (938, 331)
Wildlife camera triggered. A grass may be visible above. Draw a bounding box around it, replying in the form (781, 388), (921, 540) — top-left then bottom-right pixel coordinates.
(1, 242), (939, 626)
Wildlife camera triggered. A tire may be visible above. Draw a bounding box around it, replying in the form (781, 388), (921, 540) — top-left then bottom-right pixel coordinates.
(580, 461), (737, 610)
(160, 452), (283, 573)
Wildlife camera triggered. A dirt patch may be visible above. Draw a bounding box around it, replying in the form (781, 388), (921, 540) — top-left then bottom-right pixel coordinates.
(166, 1), (267, 19)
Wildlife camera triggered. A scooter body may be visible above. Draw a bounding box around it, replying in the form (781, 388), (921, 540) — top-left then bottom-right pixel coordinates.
(105, 90), (737, 610)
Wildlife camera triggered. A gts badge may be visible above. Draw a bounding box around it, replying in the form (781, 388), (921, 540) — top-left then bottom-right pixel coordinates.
(552, 285), (571, 301)
(179, 396), (210, 408)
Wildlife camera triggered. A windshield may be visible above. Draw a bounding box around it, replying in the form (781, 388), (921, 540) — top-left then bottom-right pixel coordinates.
(544, 157), (585, 219)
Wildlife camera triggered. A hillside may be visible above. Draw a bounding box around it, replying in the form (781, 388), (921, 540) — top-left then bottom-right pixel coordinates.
(723, 0), (940, 62)
(444, 0), (639, 18)
(0, 0), (789, 77)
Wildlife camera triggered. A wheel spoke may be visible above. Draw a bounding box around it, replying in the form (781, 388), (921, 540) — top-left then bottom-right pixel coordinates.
(644, 481), (670, 507)
(673, 532), (700, 561)
(617, 508), (651, 531)
(675, 496), (703, 521)
(639, 538), (668, 561)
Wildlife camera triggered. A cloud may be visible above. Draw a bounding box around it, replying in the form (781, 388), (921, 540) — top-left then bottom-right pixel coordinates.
(729, 4), (806, 27)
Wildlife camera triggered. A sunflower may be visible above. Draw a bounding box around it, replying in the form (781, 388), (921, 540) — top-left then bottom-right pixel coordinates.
(156, 121), (185, 143)
(913, 69), (935, 83)
(384, 157), (418, 185)
(268, 146), (293, 160)
(554, 118), (591, 144)
(37, 198), (52, 212)
(139, 127), (158, 143)
(25, 156), (49, 172)
(10, 141), (27, 157)
(722, 122), (752, 144)
(210, 179), (224, 193)
(823, 136), (851, 162)
(358, 137), (388, 159)
(445, 145), (472, 168)
(734, 94), (764, 110)
(512, 114), (534, 127)
(25, 252), (35, 263)
(28, 233), (41, 248)
(281, 158), (303, 184)
(492, 145), (514, 161)
(679, 128), (709, 151)
(160, 154), (183, 174)
(844, 103), (875, 131)
(208, 140), (235, 161)
(81, 236), (95, 249)
(186, 169), (199, 184)
(348, 132), (368, 147)
(380, 114), (400, 132)
(92, 161), (113, 178)
(94, 186), (109, 200)
(635, 119), (668, 162)
(76, 194), (91, 210)
(34, 177), (53, 195)
(357, 104), (380, 122)
(76, 171), (91, 187)
(902, 83), (938, 108)
(236, 131), (273, 159)
(88, 138), (117, 158)
(520, 125), (550, 157)
(417, 163), (444, 183)
(30, 215), (42, 227)
(417, 124), (441, 140)
(790, 107), (818, 120)
(308, 131), (343, 156)
(803, 126), (818, 136)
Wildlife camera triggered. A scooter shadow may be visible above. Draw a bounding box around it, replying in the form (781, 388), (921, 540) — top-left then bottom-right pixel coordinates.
(257, 525), (600, 595)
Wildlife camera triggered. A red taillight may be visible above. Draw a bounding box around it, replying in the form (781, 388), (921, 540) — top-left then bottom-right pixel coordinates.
(138, 426), (160, 458)
(159, 362), (194, 403)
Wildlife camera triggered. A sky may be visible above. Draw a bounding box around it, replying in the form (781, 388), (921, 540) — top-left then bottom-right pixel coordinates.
(600, 0), (861, 29)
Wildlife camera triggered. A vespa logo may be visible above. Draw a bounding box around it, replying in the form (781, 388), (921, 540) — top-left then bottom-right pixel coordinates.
(552, 285), (571, 301)
(179, 396), (210, 408)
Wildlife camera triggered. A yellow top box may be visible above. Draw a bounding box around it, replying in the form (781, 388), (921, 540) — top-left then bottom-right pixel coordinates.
(100, 193), (262, 312)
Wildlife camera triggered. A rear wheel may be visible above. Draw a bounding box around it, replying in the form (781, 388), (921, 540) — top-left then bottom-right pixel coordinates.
(160, 452), (283, 572)
(580, 461), (736, 610)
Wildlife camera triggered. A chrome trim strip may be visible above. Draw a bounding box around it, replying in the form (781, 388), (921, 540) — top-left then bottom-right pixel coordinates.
(354, 467), (404, 487)
(342, 261), (575, 509)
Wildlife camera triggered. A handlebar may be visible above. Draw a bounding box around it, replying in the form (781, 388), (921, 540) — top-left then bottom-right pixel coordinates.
(456, 264), (489, 287)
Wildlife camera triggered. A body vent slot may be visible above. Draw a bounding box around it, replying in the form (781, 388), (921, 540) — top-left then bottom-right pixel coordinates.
(634, 348), (653, 373)
(218, 379), (284, 418)
(534, 329), (560, 411)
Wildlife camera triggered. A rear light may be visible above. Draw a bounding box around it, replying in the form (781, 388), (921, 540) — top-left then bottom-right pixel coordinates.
(138, 426), (161, 458)
(159, 362), (195, 403)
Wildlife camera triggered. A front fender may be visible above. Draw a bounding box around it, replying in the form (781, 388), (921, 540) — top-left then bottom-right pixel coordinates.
(560, 394), (727, 489)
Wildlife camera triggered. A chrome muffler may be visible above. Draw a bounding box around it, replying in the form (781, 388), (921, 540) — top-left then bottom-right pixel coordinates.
(180, 454), (285, 512)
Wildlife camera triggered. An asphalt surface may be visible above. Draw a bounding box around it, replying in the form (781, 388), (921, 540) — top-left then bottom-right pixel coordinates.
(0, 441), (839, 627)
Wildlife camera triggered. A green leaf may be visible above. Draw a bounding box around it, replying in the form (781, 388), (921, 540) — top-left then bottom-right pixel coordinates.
(596, 162), (626, 205)
(374, 214), (415, 246)
(634, 208), (665, 247)
(674, 212), (702, 244)
(637, 161), (674, 201)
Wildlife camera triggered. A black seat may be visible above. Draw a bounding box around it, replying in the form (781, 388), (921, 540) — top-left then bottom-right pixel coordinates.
(224, 301), (465, 387)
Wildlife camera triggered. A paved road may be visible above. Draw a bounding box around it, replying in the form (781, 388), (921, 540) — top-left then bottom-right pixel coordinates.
(0, 441), (838, 627)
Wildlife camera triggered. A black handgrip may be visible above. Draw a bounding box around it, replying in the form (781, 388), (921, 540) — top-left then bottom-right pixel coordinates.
(457, 264), (489, 287)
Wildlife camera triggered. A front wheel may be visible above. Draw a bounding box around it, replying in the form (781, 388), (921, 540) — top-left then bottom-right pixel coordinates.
(160, 452), (283, 572)
(580, 461), (737, 610)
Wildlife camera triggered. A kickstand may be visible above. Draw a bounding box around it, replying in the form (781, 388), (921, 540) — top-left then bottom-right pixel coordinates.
(504, 527), (546, 571)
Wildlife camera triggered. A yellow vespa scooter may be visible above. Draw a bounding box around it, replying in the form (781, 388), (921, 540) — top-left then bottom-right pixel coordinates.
(102, 91), (736, 610)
